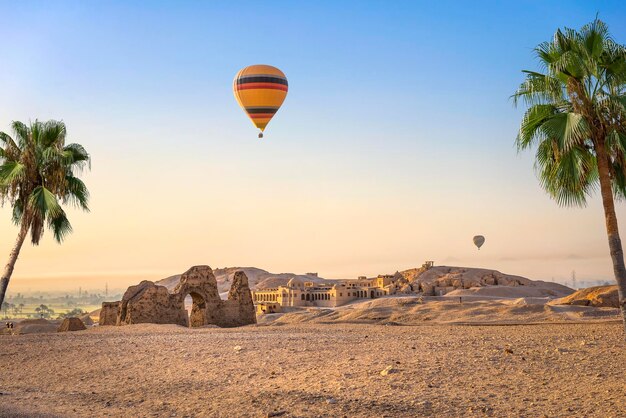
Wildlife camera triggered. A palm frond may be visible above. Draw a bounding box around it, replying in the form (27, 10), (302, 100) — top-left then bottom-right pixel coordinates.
(516, 104), (555, 150)
(11, 121), (32, 150)
(38, 120), (66, 148)
(28, 186), (63, 219)
(540, 112), (589, 152)
(512, 72), (564, 107)
(0, 161), (26, 186)
(47, 210), (72, 243)
(62, 143), (91, 171)
(0, 132), (21, 160)
(64, 175), (90, 210)
(536, 142), (597, 207)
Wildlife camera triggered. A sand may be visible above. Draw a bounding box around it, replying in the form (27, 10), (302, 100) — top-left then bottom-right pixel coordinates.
(550, 285), (620, 308)
(257, 296), (621, 326)
(0, 321), (624, 417)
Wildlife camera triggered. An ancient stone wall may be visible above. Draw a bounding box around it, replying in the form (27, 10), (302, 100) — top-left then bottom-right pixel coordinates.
(117, 280), (187, 326)
(99, 301), (121, 326)
(225, 271), (257, 326)
(99, 266), (256, 328)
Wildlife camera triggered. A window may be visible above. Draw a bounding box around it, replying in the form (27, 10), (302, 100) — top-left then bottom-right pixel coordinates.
(301, 294), (305, 300)
(340, 293), (342, 297)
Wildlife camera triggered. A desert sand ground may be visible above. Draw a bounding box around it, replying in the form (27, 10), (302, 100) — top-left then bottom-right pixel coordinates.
(1, 321), (625, 417)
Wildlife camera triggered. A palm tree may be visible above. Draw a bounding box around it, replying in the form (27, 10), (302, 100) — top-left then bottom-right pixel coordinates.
(513, 18), (626, 332)
(0, 120), (90, 307)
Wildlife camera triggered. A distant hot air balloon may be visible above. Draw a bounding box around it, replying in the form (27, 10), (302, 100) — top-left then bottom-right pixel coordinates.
(473, 235), (485, 250)
(233, 64), (288, 138)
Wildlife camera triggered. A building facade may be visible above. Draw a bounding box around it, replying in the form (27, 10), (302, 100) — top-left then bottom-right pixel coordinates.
(252, 275), (396, 308)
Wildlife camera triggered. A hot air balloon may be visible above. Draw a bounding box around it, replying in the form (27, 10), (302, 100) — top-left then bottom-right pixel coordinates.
(233, 64), (288, 138)
(473, 235), (485, 250)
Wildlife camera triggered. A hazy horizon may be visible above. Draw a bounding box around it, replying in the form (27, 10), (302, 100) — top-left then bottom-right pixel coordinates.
(2, 1), (626, 294)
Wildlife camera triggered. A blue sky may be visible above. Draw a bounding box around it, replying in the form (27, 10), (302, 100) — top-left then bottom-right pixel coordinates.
(1, 1), (626, 291)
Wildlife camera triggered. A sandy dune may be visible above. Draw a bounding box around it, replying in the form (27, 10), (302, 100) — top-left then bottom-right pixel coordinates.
(550, 285), (620, 308)
(257, 296), (621, 326)
(0, 322), (624, 417)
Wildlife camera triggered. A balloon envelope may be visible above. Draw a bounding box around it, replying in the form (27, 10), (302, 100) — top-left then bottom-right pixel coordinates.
(233, 64), (288, 135)
(473, 235), (485, 250)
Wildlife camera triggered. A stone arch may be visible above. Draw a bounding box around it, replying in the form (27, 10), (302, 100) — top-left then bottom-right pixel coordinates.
(172, 266), (221, 328)
(109, 265), (256, 328)
(183, 291), (208, 327)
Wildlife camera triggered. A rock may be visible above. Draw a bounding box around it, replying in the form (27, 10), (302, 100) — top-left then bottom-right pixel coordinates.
(99, 302), (120, 326)
(225, 270), (257, 326)
(380, 365), (396, 376)
(80, 314), (94, 326)
(57, 317), (87, 332)
(266, 412), (286, 418)
(550, 286), (619, 308)
(398, 266), (573, 297)
(118, 280), (184, 326)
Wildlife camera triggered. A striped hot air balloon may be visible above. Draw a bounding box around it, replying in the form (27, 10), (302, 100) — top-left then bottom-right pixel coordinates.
(233, 64), (288, 138)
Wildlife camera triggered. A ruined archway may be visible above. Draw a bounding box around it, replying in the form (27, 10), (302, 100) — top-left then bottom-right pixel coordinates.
(184, 291), (207, 327)
(105, 266), (256, 328)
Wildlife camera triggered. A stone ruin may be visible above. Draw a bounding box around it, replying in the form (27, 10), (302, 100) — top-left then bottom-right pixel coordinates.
(99, 265), (256, 328)
(58, 317), (87, 332)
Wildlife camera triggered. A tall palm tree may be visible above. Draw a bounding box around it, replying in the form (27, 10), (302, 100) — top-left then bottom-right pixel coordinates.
(513, 18), (626, 332)
(0, 120), (90, 307)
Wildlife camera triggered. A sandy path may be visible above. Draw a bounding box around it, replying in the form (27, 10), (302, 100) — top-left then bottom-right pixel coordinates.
(0, 323), (625, 417)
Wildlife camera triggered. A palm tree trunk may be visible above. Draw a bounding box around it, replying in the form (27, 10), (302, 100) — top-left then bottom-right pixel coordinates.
(0, 220), (30, 308)
(595, 138), (626, 334)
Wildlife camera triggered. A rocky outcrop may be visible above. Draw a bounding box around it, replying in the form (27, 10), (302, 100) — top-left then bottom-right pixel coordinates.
(101, 265), (256, 328)
(394, 266), (573, 298)
(99, 301), (121, 326)
(57, 317), (87, 332)
(550, 285), (619, 308)
(80, 314), (94, 326)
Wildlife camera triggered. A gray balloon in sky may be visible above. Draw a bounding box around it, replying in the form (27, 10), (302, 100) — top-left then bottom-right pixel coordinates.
(473, 235), (485, 250)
